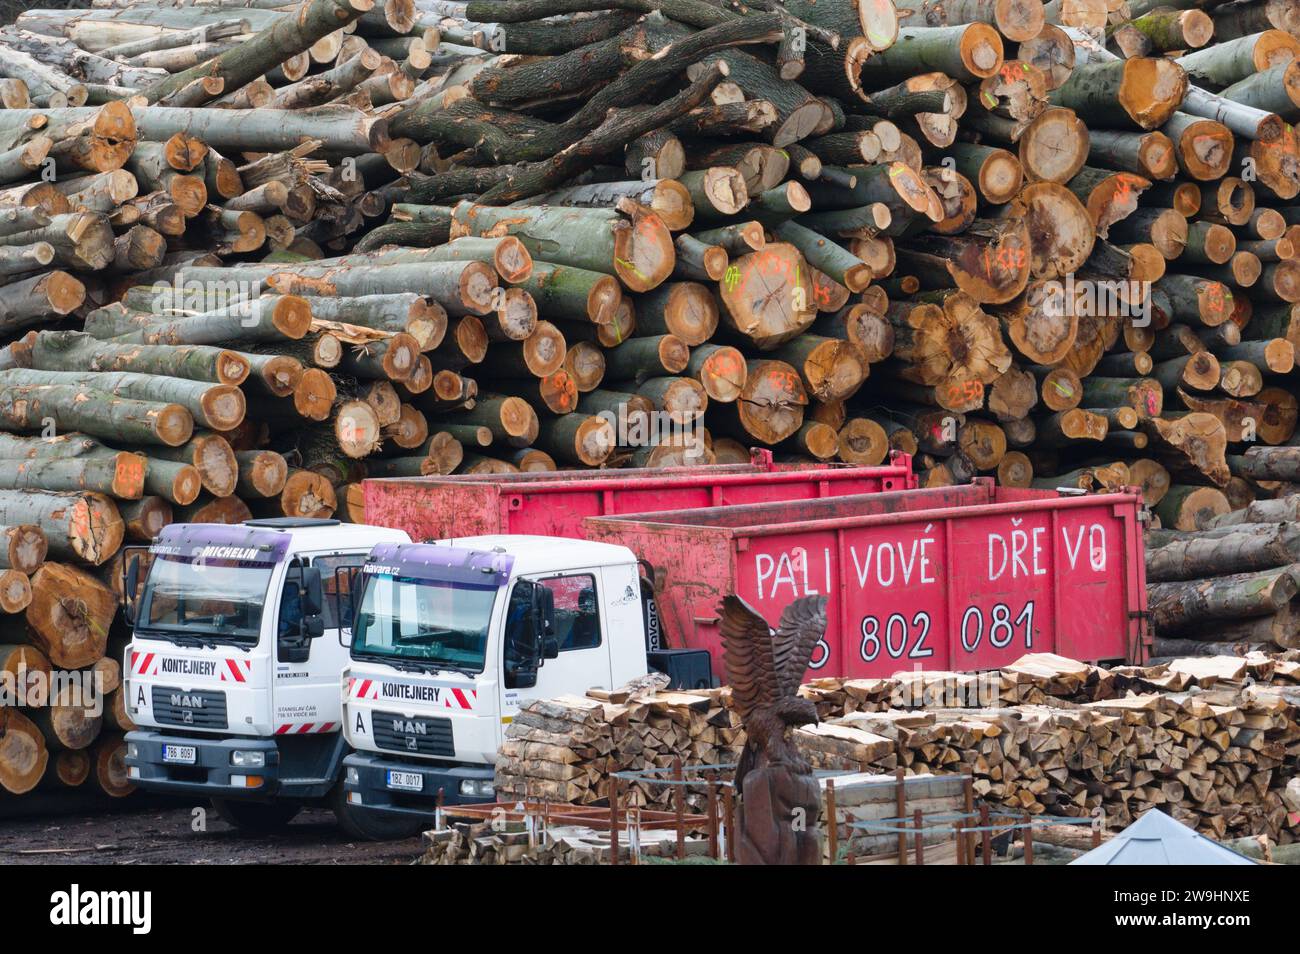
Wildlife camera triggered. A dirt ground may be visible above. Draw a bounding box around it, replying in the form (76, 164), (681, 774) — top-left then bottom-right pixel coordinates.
(0, 803), (426, 865)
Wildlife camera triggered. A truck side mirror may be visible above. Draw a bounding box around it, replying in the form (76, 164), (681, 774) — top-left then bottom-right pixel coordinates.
(301, 566), (324, 619)
(334, 566), (361, 644)
(304, 616), (325, 639)
(534, 585), (558, 661)
(123, 554), (140, 626)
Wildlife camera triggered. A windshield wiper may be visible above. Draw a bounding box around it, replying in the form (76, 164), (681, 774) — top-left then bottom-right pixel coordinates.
(354, 652), (477, 679)
(136, 627), (252, 650)
(152, 633), (220, 650)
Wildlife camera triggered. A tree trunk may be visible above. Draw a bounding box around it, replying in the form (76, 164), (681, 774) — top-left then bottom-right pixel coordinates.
(1142, 412), (1230, 486)
(1048, 57), (1187, 130)
(143, 0), (373, 105)
(30, 682), (102, 752)
(26, 561), (116, 666)
(1147, 523), (1300, 582)
(118, 496), (170, 543)
(451, 202), (674, 294)
(1149, 564), (1300, 635)
(0, 451), (145, 500)
(858, 24), (1004, 84)
(710, 359), (807, 444)
(603, 334), (690, 383)
(532, 413), (615, 466)
(686, 343), (746, 403)
(90, 733), (133, 798)
(148, 433), (238, 497)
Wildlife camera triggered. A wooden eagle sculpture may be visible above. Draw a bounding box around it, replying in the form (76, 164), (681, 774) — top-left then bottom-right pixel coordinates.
(719, 593), (828, 865)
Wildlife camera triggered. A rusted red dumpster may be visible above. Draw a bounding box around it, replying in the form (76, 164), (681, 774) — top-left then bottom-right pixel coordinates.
(582, 480), (1148, 678)
(363, 450), (916, 542)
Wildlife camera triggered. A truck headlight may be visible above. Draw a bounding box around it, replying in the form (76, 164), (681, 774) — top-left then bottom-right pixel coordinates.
(230, 750), (265, 768)
(460, 779), (494, 797)
(126, 742), (138, 759)
(346, 767), (359, 785)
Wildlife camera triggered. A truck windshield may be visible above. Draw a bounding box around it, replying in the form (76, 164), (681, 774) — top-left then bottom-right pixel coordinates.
(138, 553), (274, 645)
(352, 573), (498, 673)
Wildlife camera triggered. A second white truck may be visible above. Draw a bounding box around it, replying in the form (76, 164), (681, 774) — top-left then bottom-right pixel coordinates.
(338, 535), (711, 826)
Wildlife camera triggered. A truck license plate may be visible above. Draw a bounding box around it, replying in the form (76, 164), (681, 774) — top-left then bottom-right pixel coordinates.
(163, 744), (197, 765)
(387, 770), (423, 792)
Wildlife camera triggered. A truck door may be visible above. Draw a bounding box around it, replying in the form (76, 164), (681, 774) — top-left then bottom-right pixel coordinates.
(270, 553), (366, 734)
(504, 570), (613, 714)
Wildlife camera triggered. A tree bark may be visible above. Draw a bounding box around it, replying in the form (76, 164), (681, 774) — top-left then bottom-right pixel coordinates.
(1149, 564), (1300, 635)
(144, 0), (374, 106)
(0, 383), (192, 448)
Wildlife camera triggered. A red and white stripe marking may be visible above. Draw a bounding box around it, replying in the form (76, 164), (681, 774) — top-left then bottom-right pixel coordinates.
(131, 651), (156, 676)
(349, 678), (477, 710)
(275, 722), (337, 735)
(128, 652), (251, 682)
(350, 677), (379, 700)
(219, 659), (252, 683)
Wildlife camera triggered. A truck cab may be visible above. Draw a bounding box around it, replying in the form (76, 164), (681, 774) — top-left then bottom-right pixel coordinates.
(340, 535), (672, 824)
(121, 518), (411, 834)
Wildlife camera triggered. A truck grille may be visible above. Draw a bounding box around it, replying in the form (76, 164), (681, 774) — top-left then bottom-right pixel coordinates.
(151, 686), (228, 729)
(372, 711), (454, 757)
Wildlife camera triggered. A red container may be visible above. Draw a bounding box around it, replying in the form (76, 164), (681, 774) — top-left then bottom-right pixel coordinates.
(583, 481), (1149, 678)
(363, 450), (917, 542)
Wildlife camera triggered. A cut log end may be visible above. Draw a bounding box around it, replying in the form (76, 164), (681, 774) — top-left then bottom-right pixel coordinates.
(613, 208), (675, 293)
(0, 568), (31, 614)
(280, 470), (338, 519)
(837, 417), (888, 466)
(335, 401), (382, 458)
(3, 524), (47, 574)
(1120, 57), (1188, 130)
(0, 708), (47, 795)
(493, 236), (533, 284)
(293, 369), (338, 421)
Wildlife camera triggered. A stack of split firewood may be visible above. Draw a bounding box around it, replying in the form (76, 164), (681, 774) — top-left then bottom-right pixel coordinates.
(421, 820), (714, 864)
(496, 652), (1300, 842)
(495, 688), (743, 808)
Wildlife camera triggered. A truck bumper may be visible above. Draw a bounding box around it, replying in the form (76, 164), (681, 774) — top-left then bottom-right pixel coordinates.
(125, 731), (282, 800)
(342, 752), (495, 815)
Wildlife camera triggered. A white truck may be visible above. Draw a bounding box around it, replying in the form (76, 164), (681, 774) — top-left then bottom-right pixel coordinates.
(338, 535), (711, 827)
(120, 518), (418, 839)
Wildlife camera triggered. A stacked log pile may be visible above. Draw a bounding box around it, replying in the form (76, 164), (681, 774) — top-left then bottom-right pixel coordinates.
(496, 652), (1300, 842)
(0, 523), (134, 804)
(1145, 494), (1300, 656)
(0, 0), (1296, 806)
(0, 0), (1292, 538)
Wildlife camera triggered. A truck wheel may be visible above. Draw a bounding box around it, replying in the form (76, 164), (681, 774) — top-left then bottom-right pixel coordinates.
(330, 784), (427, 841)
(211, 798), (302, 832)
